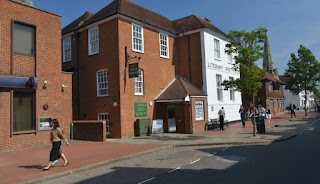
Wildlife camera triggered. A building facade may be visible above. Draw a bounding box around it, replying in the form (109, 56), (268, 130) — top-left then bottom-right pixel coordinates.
(279, 75), (315, 111)
(0, 0), (72, 152)
(173, 16), (242, 122)
(62, 0), (244, 138)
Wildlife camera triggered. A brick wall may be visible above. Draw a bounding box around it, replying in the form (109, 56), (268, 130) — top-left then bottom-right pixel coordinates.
(0, 0), (72, 152)
(118, 19), (176, 137)
(176, 33), (203, 88)
(73, 121), (106, 142)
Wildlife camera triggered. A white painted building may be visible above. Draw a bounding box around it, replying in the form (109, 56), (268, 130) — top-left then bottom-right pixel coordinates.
(201, 30), (242, 122)
(283, 89), (315, 111)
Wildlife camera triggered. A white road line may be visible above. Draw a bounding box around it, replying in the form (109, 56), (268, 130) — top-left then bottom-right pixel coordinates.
(168, 167), (181, 173)
(190, 159), (201, 164)
(307, 127), (315, 131)
(137, 177), (156, 184)
(222, 147), (229, 151)
(208, 154), (213, 157)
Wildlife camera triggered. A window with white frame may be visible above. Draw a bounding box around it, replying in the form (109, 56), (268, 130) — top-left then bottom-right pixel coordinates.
(132, 24), (144, 52)
(216, 74), (223, 101)
(270, 99), (274, 107)
(195, 101), (204, 120)
(88, 26), (99, 55)
(96, 69), (108, 96)
(98, 113), (110, 136)
(229, 77), (235, 101)
(159, 33), (169, 58)
(134, 69), (144, 95)
(227, 52), (233, 64)
(63, 37), (71, 62)
(214, 38), (221, 60)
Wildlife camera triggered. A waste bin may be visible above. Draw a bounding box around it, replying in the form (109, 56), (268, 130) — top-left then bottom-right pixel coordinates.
(317, 106), (320, 113)
(134, 118), (151, 136)
(255, 115), (266, 133)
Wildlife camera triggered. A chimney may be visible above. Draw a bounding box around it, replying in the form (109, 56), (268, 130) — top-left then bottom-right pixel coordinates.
(204, 17), (211, 22)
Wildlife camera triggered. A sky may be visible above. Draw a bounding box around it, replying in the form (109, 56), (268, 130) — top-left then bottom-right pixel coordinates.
(32, 0), (320, 75)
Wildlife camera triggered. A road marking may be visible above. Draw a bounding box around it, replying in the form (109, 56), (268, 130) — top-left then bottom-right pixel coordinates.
(208, 154), (213, 157)
(137, 177), (155, 184)
(307, 127), (315, 131)
(222, 147), (229, 151)
(190, 159), (201, 164)
(168, 167), (181, 173)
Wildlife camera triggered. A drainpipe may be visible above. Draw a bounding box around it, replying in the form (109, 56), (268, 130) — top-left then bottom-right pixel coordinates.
(187, 35), (192, 83)
(74, 30), (81, 120)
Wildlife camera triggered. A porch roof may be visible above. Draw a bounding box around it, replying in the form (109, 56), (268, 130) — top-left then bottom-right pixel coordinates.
(155, 76), (207, 102)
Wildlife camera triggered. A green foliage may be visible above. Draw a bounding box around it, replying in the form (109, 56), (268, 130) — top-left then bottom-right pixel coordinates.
(222, 27), (268, 97)
(284, 45), (320, 94)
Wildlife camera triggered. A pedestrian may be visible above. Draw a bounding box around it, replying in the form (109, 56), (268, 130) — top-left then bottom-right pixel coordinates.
(258, 104), (266, 117)
(239, 105), (246, 127)
(289, 102), (296, 118)
(43, 119), (70, 170)
(249, 103), (257, 126)
(218, 107), (225, 130)
(265, 106), (271, 123)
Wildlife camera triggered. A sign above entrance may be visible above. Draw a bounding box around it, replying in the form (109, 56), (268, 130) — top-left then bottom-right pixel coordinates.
(134, 102), (147, 117)
(129, 62), (139, 78)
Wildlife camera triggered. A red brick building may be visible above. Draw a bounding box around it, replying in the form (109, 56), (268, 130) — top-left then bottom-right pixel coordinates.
(0, 0), (72, 152)
(62, 0), (209, 138)
(242, 35), (285, 115)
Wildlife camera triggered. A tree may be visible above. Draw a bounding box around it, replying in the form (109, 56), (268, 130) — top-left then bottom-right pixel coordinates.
(222, 27), (267, 136)
(284, 45), (320, 116)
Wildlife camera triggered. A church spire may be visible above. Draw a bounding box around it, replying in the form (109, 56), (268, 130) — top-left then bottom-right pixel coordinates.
(263, 34), (274, 74)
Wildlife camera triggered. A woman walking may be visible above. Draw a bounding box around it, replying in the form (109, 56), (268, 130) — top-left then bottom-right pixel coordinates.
(43, 119), (69, 170)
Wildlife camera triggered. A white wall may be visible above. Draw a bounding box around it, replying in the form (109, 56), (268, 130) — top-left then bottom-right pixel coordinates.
(201, 30), (242, 122)
(283, 87), (315, 110)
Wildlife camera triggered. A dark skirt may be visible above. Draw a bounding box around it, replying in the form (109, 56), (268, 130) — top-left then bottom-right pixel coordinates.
(50, 141), (61, 162)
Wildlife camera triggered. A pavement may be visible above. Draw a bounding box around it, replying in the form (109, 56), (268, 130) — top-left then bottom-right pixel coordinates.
(0, 110), (319, 184)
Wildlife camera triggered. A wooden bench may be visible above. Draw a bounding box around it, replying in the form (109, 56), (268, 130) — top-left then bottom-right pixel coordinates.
(206, 118), (219, 130)
(205, 118), (229, 130)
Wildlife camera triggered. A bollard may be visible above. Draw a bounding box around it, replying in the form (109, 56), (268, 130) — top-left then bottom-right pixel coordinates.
(70, 123), (74, 140)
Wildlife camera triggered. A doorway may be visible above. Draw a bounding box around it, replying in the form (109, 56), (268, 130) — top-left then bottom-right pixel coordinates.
(167, 105), (176, 132)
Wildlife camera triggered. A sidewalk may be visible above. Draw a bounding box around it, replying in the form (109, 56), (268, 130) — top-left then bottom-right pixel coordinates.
(1, 111), (319, 184)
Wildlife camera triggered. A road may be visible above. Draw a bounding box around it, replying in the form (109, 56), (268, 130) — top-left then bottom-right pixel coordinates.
(35, 118), (320, 184)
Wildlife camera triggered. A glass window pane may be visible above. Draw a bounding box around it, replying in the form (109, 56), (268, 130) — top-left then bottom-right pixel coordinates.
(13, 92), (34, 131)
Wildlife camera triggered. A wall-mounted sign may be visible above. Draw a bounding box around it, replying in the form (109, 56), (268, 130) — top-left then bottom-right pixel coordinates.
(38, 117), (52, 130)
(134, 102), (147, 117)
(129, 62), (139, 78)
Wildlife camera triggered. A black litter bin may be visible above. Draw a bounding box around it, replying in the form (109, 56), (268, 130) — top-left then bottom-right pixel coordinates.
(317, 106), (320, 113)
(255, 115), (266, 133)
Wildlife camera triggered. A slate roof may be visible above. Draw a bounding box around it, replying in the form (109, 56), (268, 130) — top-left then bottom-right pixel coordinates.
(172, 15), (228, 38)
(155, 76), (207, 101)
(62, 0), (228, 37)
(62, 11), (94, 35)
(278, 75), (288, 83)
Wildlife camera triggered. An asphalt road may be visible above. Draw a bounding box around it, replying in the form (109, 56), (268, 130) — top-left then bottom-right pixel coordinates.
(35, 118), (320, 184)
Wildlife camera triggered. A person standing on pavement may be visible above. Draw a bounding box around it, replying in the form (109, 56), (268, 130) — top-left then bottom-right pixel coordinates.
(289, 102), (296, 118)
(43, 119), (70, 170)
(249, 103), (257, 126)
(265, 106), (272, 123)
(239, 105), (246, 127)
(218, 107), (225, 130)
